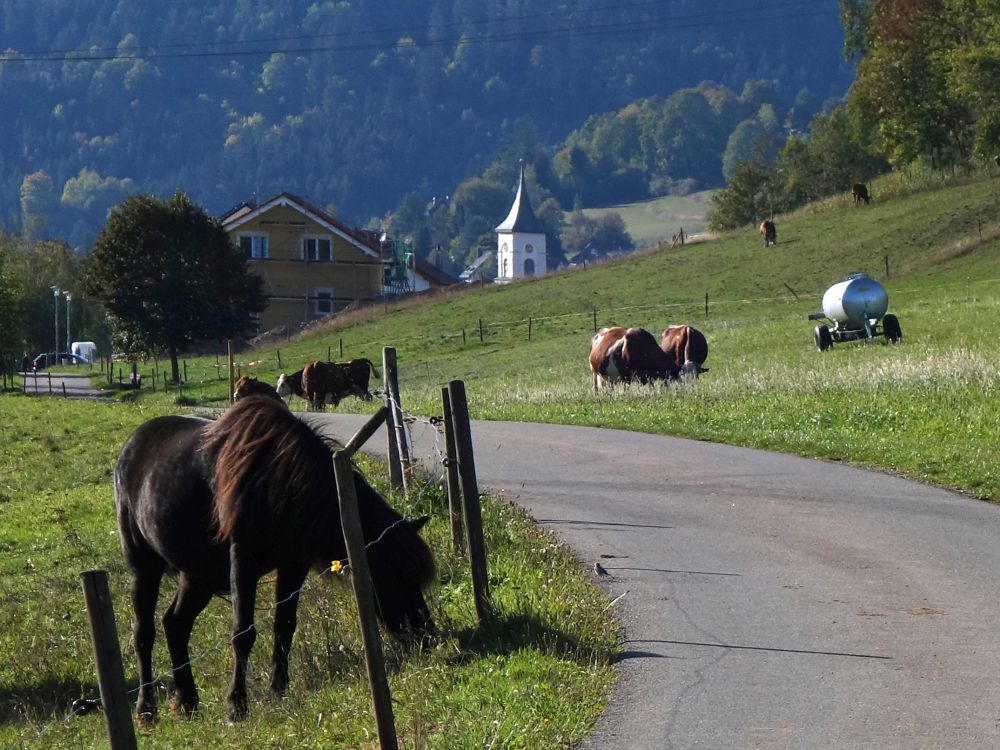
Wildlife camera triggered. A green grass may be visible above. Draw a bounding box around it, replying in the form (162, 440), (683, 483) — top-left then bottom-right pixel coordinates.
(0, 397), (616, 748)
(582, 190), (715, 247)
(88, 169), (1000, 501)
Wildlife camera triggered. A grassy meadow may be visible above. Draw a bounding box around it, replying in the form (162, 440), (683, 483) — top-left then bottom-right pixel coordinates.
(106, 169), (1000, 500)
(0, 398), (617, 749)
(581, 190), (715, 247)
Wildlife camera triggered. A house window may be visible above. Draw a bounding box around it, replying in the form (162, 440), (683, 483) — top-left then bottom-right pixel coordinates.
(304, 236), (333, 262)
(314, 287), (333, 316)
(240, 234), (269, 259)
(523, 258), (536, 277)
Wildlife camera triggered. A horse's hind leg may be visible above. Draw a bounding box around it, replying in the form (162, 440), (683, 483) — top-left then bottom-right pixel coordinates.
(227, 543), (260, 721)
(162, 574), (214, 716)
(270, 566), (309, 696)
(128, 562), (165, 724)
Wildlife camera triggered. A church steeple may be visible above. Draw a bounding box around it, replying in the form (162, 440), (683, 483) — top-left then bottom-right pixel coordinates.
(495, 163), (548, 284)
(495, 164), (545, 233)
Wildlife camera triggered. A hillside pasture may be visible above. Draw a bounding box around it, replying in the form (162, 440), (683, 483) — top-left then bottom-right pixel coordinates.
(106, 172), (1000, 501)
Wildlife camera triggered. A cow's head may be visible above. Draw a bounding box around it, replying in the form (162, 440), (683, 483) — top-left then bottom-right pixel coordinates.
(276, 373), (292, 397)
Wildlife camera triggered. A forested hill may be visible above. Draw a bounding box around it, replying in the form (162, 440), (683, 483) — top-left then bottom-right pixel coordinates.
(1, 0), (853, 247)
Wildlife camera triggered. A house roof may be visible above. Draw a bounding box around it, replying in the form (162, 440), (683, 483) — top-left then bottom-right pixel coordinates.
(414, 255), (460, 287)
(495, 166), (546, 234)
(221, 192), (381, 258)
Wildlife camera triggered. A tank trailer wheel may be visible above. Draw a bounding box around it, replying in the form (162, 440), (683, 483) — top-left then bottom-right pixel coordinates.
(814, 325), (833, 351)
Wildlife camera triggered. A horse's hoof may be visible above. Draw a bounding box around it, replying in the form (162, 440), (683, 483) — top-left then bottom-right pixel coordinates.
(227, 701), (249, 723)
(171, 693), (198, 718)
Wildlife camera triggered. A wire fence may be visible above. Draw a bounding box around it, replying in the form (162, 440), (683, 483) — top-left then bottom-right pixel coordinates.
(1, 400), (447, 750)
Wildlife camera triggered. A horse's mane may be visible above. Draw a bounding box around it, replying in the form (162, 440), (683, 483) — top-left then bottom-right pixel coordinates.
(202, 396), (333, 539)
(201, 398), (436, 589)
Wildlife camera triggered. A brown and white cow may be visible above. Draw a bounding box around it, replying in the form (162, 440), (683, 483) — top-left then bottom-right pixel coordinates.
(276, 369), (306, 401)
(759, 220), (777, 247)
(300, 358), (380, 410)
(660, 324), (709, 378)
(589, 326), (680, 392)
(852, 183), (871, 205)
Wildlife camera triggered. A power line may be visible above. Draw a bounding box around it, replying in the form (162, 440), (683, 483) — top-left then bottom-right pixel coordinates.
(1, 1), (834, 65)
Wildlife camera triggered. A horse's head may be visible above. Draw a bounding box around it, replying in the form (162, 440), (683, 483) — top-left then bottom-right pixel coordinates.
(366, 513), (437, 644)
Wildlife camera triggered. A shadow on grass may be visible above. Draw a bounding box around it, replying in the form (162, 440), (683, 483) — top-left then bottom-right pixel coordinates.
(448, 607), (612, 666)
(0, 677), (100, 724)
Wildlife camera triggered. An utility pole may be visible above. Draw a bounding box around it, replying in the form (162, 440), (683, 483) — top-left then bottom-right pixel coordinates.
(63, 291), (72, 356)
(50, 286), (60, 361)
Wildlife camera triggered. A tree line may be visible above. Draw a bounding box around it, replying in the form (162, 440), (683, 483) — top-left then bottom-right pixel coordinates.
(708, 0), (1000, 230)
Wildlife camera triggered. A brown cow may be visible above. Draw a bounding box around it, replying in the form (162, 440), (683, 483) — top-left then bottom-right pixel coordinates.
(759, 220), (777, 247)
(660, 325), (709, 378)
(852, 183), (871, 205)
(589, 326), (680, 392)
(233, 375), (285, 403)
(301, 358), (380, 410)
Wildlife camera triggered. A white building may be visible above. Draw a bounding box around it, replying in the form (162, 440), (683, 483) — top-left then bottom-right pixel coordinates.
(495, 166), (547, 283)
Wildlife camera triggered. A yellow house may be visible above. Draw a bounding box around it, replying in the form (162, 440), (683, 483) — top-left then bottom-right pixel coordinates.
(221, 192), (385, 331)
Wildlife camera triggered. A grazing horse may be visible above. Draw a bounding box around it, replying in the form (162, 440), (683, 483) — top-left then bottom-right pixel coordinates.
(852, 183), (871, 205)
(115, 396), (437, 723)
(660, 324), (709, 378)
(759, 220), (777, 247)
(589, 326), (680, 392)
(232, 375), (284, 403)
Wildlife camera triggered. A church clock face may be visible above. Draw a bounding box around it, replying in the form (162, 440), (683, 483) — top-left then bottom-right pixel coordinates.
(525, 243), (534, 254)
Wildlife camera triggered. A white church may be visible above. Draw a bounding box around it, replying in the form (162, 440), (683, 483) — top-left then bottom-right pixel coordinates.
(495, 165), (548, 283)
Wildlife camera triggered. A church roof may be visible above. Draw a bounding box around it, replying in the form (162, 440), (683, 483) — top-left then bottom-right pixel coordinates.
(495, 166), (546, 234)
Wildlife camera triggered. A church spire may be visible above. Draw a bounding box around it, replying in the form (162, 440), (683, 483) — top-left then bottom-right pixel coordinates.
(495, 164), (545, 233)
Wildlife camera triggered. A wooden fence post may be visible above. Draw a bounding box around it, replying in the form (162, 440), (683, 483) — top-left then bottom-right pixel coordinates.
(447, 380), (492, 623)
(478, 318), (484, 343)
(227, 340), (235, 405)
(382, 347), (409, 491)
(80, 570), (138, 750)
(528, 317), (533, 342)
(592, 309), (598, 333)
(332, 451), (399, 750)
(441, 387), (465, 553)
(705, 292), (709, 317)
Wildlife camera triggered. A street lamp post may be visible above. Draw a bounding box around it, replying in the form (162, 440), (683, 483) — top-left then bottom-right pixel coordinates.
(50, 286), (60, 363)
(63, 291), (72, 359)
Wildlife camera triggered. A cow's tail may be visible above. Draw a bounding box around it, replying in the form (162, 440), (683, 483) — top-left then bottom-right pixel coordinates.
(362, 358), (380, 379)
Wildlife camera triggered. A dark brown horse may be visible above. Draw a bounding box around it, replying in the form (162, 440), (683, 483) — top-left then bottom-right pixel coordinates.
(232, 375), (284, 403)
(115, 396), (436, 723)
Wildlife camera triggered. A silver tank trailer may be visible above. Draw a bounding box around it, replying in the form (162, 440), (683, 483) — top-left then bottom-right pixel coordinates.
(822, 273), (888, 329)
(809, 273), (901, 350)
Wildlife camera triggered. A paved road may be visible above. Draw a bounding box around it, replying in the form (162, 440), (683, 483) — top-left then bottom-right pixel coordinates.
(18, 371), (108, 399)
(315, 413), (1000, 750)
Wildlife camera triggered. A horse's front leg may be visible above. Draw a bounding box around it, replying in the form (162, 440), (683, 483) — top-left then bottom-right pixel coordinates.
(270, 567), (308, 696)
(227, 542), (259, 722)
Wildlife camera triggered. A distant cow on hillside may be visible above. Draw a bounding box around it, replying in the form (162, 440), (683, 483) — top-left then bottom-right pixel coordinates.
(589, 326), (680, 392)
(660, 324), (709, 378)
(301, 359), (380, 410)
(852, 183), (871, 205)
(759, 220), (777, 247)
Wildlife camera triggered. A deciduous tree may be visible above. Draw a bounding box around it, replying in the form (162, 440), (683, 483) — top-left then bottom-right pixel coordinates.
(79, 192), (264, 383)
